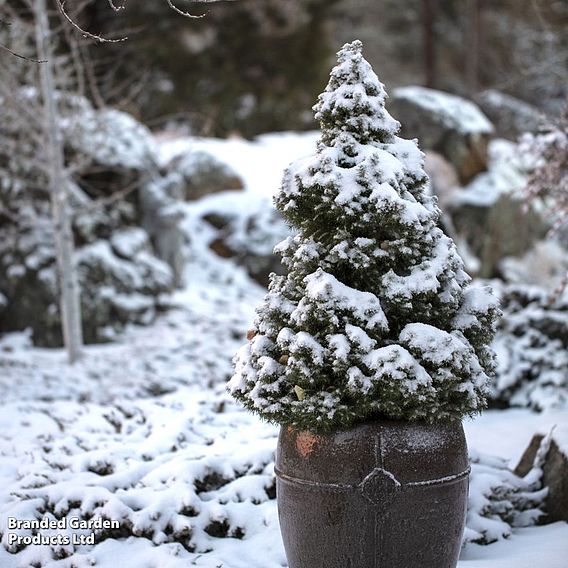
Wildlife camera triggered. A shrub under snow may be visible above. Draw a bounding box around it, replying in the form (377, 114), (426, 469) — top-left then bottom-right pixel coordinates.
(491, 283), (568, 411)
(0, 392), (547, 565)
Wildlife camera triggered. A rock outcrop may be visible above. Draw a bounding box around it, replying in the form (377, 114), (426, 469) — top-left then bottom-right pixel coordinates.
(169, 151), (244, 201)
(201, 201), (288, 287)
(476, 90), (547, 141)
(516, 431), (568, 523)
(390, 86), (494, 184)
(448, 140), (548, 278)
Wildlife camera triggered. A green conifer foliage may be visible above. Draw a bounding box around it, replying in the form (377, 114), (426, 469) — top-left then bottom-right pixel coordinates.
(229, 41), (500, 432)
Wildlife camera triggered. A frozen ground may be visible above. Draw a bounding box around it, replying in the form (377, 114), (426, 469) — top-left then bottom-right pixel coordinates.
(0, 132), (567, 567)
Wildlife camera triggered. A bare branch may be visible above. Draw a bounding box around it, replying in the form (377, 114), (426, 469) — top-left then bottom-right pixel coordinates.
(0, 79), (47, 133)
(107, 0), (127, 11)
(79, 43), (106, 108)
(0, 8), (46, 62)
(165, 0), (238, 16)
(55, 0), (128, 43)
(164, 0), (207, 19)
(0, 43), (47, 63)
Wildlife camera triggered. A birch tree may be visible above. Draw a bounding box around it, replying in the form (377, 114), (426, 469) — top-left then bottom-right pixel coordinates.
(34, 0), (84, 363)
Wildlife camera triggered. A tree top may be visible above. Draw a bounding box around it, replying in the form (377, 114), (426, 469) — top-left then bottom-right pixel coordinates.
(314, 40), (400, 148)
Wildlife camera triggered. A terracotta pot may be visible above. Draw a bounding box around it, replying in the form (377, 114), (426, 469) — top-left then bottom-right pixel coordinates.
(275, 420), (469, 568)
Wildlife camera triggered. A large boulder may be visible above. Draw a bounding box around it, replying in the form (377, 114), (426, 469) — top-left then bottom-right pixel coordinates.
(448, 140), (548, 278)
(515, 429), (568, 523)
(424, 151), (459, 210)
(476, 90), (547, 141)
(168, 150), (244, 201)
(390, 86), (494, 184)
(64, 102), (158, 172)
(64, 106), (179, 340)
(64, 99), (191, 286)
(199, 198), (289, 287)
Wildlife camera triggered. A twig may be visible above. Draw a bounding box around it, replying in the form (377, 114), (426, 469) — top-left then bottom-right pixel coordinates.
(55, 0), (128, 43)
(107, 0), (127, 11)
(80, 43), (106, 108)
(165, 0), (207, 19)
(0, 43), (46, 63)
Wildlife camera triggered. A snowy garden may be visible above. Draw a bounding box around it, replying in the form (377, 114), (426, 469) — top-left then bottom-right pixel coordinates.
(1, 2), (568, 567)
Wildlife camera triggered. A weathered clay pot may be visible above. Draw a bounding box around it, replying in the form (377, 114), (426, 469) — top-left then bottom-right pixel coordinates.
(275, 420), (469, 568)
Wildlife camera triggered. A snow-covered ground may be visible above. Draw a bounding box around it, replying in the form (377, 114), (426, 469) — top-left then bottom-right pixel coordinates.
(0, 132), (567, 567)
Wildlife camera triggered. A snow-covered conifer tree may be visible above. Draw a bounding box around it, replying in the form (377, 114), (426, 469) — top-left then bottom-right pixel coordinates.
(229, 40), (500, 432)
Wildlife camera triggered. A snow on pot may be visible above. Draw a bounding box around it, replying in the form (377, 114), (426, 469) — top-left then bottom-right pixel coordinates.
(229, 41), (500, 568)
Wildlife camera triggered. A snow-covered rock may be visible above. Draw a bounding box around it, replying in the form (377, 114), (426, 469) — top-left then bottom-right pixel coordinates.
(77, 239), (173, 342)
(449, 140), (548, 277)
(0, 173), (175, 348)
(0, 225), (175, 346)
(390, 86), (494, 183)
(515, 426), (568, 523)
(196, 197), (289, 287)
(500, 240), (568, 291)
(465, 448), (547, 545)
(64, 105), (158, 172)
(167, 150), (244, 201)
(476, 90), (546, 141)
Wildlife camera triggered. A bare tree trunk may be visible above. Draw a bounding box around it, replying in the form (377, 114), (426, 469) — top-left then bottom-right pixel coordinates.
(35, 0), (84, 363)
(423, 0), (437, 88)
(466, 0), (482, 94)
